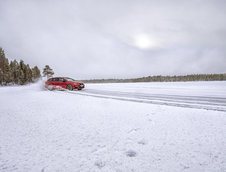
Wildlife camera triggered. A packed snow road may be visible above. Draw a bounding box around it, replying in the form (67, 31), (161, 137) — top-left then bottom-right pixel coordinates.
(0, 81), (226, 172)
(73, 89), (226, 112)
(71, 81), (226, 112)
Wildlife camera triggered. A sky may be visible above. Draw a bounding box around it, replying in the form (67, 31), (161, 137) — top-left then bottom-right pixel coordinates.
(0, 0), (226, 79)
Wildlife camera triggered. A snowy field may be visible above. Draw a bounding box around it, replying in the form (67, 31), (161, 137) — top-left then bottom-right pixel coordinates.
(0, 81), (226, 172)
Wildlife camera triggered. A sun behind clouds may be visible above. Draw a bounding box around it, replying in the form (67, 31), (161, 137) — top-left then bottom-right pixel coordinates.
(133, 33), (157, 49)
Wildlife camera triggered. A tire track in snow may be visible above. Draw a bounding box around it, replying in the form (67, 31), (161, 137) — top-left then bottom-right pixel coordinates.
(63, 89), (226, 112)
(84, 89), (226, 105)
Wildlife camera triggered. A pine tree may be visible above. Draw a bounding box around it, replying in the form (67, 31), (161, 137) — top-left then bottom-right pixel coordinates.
(32, 66), (41, 81)
(10, 60), (20, 84)
(5, 58), (11, 84)
(19, 60), (26, 84)
(43, 65), (54, 78)
(0, 48), (11, 85)
(26, 64), (32, 82)
(0, 48), (5, 85)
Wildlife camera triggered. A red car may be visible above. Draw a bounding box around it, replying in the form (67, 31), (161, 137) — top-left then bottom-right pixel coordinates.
(45, 77), (85, 90)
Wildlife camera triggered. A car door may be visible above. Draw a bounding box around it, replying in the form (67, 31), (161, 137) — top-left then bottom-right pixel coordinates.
(58, 78), (67, 88)
(53, 78), (60, 86)
(46, 78), (53, 87)
(49, 78), (58, 87)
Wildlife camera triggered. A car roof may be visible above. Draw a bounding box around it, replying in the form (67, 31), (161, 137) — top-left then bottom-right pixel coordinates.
(49, 77), (77, 80)
(49, 77), (66, 79)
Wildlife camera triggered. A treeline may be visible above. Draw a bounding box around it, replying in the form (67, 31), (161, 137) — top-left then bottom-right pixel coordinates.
(83, 74), (226, 83)
(0, 47), (41, 86)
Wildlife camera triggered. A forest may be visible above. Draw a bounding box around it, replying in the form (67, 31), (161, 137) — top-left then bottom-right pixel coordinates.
(0, 47), (41, 86)
(83, 74), (226, 83)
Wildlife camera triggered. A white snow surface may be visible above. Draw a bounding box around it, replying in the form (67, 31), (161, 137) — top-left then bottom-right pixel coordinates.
(86, 81), (226, 97)
(0, 81), (226, 172)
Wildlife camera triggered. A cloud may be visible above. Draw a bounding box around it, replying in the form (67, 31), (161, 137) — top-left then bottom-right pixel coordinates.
(0, 0), (226, 79)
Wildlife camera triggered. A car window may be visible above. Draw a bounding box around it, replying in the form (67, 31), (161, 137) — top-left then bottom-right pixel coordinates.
(51, 78), (59, 81)
(59, 78), (65, 82)
(65, 77), (76, 81)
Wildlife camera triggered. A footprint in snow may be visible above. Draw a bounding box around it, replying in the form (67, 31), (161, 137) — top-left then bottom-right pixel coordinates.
(125, 150), (137, 157)
(127, 128), (140, 133)
(94, 160), (105, 169)
(183, 166), (190, 170)
(146, 114), (153, 122)
(138, 139), (147, 145)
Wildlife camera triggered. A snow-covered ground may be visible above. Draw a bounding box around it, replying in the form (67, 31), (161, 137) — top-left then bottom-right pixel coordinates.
(0, 81), (226, 172)
(87, 81), (226, 98)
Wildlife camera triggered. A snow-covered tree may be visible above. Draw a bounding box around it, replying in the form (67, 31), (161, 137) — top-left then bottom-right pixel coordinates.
(0, 48), (11, 85)
(43, 65), (54, 78)
(26, 64), (33, 83)
(10, 60), (20, 84)
(32, 66), (41, 81)
(0, 47), (41, 86)
(19, 60), (26, 84)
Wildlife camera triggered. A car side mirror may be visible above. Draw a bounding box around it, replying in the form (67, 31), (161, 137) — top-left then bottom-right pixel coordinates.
(63, 80), (66, 82)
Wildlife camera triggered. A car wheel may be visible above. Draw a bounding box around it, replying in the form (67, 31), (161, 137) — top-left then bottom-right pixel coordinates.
(67, 84), (73, 91)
